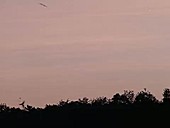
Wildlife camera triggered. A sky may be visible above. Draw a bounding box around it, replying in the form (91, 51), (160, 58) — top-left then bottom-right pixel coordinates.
(1, 0), (170, 107)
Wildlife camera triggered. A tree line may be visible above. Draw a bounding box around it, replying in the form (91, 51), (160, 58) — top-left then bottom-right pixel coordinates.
(0, 88), (170, 127)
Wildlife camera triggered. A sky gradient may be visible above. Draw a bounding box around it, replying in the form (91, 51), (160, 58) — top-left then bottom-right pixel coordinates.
(1, 0), (170, 107)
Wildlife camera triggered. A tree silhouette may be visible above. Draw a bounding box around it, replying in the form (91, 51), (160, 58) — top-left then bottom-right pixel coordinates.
(0, 88), (170, 127)
(162, 88), (170, 104)
(91, 97), (109, 106)
(112, 90), (134, 105)
(112, 93), (122, 104)
(134, 88), (158, 105)
(0, 103), (10, 112)
(78, 97), (89, 105)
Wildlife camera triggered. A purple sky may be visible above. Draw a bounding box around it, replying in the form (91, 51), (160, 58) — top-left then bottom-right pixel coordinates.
(1, 0), (170, 107)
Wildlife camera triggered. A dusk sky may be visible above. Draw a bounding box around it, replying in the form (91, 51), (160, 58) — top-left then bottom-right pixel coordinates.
(1, 0), (170, 107)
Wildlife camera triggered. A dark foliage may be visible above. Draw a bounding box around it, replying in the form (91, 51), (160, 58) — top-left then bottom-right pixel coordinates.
(0, 88), (170, 128)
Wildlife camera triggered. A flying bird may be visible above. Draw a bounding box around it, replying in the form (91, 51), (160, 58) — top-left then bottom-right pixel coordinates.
(39, 3), (47, 8)
(19, 101), (25, 108)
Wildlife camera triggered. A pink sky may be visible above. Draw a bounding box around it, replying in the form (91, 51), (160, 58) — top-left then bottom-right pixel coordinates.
(1, 0), (170, 107)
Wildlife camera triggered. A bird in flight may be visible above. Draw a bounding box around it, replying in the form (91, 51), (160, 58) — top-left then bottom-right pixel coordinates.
(39, 3), (47, 8)
(19, 101), (25, 108)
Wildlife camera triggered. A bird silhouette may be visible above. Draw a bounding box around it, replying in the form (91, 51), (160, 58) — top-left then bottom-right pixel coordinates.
(19, 101), (25, 108)
(39, 3), (47, 8)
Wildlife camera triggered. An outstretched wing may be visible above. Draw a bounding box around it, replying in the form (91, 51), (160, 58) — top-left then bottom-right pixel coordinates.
(39, 3), (47, 7)
(19, 101), (25, 106)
